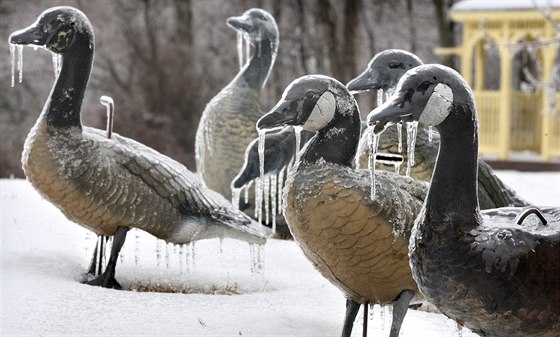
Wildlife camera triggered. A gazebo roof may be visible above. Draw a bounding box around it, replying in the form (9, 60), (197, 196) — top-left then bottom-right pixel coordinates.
(452, 0), (559, 12)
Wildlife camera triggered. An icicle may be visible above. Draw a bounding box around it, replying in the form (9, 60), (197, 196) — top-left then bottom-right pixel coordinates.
(52, 53), (61, 77)
(231, 187), (241, 210)
(244, 181), (252, 204)
(33, 46), (38, 51)
(258, 130), (266, 185)
(257, 39), (262, 58)
(165, 242), (171, 270)
(219, 237), (224, 254)
(245, 34), (251, 65)
(184, 243), (191, 275)
(397, 122), (403, 153)
(134, 229), (140, 267)
(254, 177), (261, 220)
(270, 173), (277, 233)
(190, 241), (196, 272)
(263, 176), (270, 225)
(405, 121), (419, 177)
(395, 162), (401, 174)
(17, 45), (23, 84)
(156, 239), (162, 267)
(84, 231), (91, 260)
(368, 128), (380, 200)
(428, 125), (433, 142)
(10, 44), (15, 87)
(293, 126), (303, 166)
(377, 89), (384, 107)
(277, 168), (285, 214)
(178, 243), (184, 274)
(237, 31), (244, 69)
(249, 243), (265, 278)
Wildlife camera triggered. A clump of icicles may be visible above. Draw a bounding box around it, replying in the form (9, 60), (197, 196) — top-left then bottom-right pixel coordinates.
(237, 31), (252, 69)
(10, 44), (24, 87)
(249, 243), (265, 279)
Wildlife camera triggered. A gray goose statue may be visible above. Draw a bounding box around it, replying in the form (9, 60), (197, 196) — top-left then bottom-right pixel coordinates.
(195, 8), (278, 201)
(368, 64), (560, 337)
(257, 75), (430, 337)
(10, 6), (269, 290)
(348, 49), (528, 209)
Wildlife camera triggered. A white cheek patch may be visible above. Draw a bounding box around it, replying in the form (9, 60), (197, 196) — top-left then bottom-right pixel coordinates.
(419, 83), (453, 126)
(303, 90), (336, 131)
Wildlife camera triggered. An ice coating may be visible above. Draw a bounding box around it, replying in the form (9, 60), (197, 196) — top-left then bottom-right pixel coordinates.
(368, 128), (380, 199)
(10, 43), (15, 87)
(405, 121), (418, 177)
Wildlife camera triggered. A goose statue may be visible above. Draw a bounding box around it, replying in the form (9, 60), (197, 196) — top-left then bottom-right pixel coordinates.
(367, 64), (560, 337)
(10, 6), (269, 290)
(348, 49), (528, 209)
(195, 8), (278, 201)
(257, 75), (430, 337)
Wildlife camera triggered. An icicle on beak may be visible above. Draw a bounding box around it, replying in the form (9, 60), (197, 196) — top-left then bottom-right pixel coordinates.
(397, 122), (403, 153)
(10, 43), (15, 87)
(405, 121), (419, 177)
(17, 45), (23, 84)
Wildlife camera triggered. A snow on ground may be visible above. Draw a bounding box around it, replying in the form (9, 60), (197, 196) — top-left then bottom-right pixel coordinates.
(1, 171), (558, 337)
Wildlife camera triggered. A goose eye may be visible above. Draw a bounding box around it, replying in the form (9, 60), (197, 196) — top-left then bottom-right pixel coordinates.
(389, 63), (402, 69)
(416, 81), (433, 94)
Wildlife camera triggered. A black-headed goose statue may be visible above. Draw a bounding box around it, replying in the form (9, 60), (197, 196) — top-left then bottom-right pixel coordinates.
(348, 49), (528, 209)
(257, 75), (430, 337)
(10, 6), (269, 290)
(368, 64), (560, 337)
(195, 8), (278, 201)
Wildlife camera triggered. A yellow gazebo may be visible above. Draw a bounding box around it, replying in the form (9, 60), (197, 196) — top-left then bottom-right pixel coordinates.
(436, 0), (559, 161)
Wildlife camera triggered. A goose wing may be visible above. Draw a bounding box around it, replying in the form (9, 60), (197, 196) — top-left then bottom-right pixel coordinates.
(84, 128), (268, 241)
(471, 207), (560, 274)
(286, 164), (427, 302)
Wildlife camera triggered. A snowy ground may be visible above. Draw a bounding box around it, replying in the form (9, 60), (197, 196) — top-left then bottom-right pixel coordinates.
(1, 171), (559, 337)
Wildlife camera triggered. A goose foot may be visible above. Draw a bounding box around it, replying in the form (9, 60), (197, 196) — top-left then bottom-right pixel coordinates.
(82, 226), (129, 290)
(341, 298), (360, 337)
(389, 289), (415, 337)
(84, 272), (122, 289)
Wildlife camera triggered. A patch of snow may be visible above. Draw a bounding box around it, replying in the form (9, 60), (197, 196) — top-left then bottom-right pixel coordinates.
(452, 0), (559, 12)
(2, 172), (557, 335)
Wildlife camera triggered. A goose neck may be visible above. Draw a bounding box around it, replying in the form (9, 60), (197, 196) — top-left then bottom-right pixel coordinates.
(424, 103), (481, 228)
(237, 37), (276, 90)
(43, 44), (93, 130)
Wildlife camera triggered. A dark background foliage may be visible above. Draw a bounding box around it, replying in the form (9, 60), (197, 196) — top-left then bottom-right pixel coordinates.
(0, 0), (458, 177)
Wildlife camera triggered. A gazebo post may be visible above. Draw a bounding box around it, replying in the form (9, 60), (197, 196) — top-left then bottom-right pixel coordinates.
(540, 25), (558, 161)
(498, 22), (513, 160)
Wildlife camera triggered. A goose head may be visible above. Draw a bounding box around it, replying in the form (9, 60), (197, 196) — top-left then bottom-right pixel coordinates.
(257, 75), (353, 133)
(227, 8), (278, 45)
(367, 64), (473, 134)
(9, 6), (93, 55)
(347, 49), (423, 93)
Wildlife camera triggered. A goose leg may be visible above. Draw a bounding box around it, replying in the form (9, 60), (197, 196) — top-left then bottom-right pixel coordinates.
(85, 226), (129, 289)
(389, 289), (415, 337)
(86, 235), (108, 276)
(341, 298), (360, 337)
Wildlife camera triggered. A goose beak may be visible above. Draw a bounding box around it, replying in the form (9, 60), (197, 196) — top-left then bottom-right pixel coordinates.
(9, 24), (45, 46)
(257, 99), (298, 132)
(347, 68), (377, 94)
(367, 99), (413, 134)
(226, 15), (252, 32)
